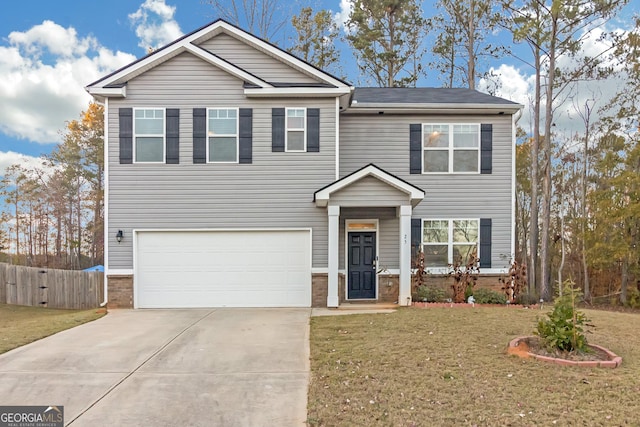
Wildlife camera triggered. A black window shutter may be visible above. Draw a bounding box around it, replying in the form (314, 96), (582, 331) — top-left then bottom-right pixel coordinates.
(166, 109), (179, 164)
(193, 108), (206, 164)
(239, 108), (253, 164)
(409, 124), (422, 174)
(480, 124), (492, 174)
(119, 108), (133, 164)
(411, 218), (422, 263)
(479, 218), (492, 268)
(307, 108), (320, 152)
(272, 108), (285, 152)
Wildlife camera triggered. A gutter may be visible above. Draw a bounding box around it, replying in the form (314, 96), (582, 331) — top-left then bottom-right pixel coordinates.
(514, 108), (523, 124)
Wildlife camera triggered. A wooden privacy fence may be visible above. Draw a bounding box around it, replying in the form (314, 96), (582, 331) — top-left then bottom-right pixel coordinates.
(0, 263), (104, 309)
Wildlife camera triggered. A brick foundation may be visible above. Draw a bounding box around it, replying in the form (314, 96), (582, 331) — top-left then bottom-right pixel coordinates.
(413, 274), (505, 299)
(108, 273), (502, 309)
(311, 274), (328, 307)
(378, 275), (400, 303)
(107, 275), (134, 308)
(311, 273), (400, 306)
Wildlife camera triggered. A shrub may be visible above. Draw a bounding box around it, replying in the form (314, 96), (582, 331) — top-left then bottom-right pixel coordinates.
(626, 288), (640, 309)
(514, 293), (539, 306)
(464, 285), (474, 301)
(415, 285), (446, 303)
(535, 283), (590, 353)
(472, 288), (507, 304)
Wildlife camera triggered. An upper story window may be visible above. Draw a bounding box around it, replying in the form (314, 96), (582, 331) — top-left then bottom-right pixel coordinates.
(422, 219), (479, 267)
(423, 124), (480, 173)
(134, 109), (165, 162)
(286, 108), (306, 151)
(208, 108), (238, 163)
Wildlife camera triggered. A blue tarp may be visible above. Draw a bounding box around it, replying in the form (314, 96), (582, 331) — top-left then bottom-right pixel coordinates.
(83, 265), (104, 272)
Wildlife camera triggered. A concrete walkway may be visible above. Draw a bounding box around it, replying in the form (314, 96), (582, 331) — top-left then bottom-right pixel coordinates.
(0, 309), (310, 427)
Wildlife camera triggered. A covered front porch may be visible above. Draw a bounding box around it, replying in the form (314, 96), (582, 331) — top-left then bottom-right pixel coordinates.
(314, 164), (425, 308)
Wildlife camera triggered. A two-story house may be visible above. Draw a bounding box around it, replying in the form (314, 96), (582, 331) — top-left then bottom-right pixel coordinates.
(86, 20), (522, 309)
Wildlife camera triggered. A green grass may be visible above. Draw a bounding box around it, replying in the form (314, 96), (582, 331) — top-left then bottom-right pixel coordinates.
(308, 307), (640, 426)
(0, 303), (106, 354)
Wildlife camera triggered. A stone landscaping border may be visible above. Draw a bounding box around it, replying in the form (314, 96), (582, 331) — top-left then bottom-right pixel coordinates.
(507, 336), (622, 368)
(413, 302), (540, 309)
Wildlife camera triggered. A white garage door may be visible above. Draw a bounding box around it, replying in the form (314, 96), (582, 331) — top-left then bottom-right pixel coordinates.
(135, 230), (311, 308)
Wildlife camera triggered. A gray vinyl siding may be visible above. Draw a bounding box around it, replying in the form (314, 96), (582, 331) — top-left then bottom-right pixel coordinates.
(339, 114), (513, 269)
(198, 33), (320, 84)
(107, 52), (337, 269)
(329, 176), (411, 207)
(338, 208), (399, 270)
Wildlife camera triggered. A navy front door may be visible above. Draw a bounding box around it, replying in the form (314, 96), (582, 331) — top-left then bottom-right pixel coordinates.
(348, 232), (376, 299)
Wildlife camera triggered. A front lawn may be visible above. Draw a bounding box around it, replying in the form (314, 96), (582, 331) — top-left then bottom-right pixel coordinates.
(308, 307), (640, 426)
(0, 303), (106, 354)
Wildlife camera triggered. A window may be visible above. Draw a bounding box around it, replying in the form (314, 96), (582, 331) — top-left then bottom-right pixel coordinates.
(134, 109), (164, 162)
(423, 124), (480, 173)
(422, 219), (479, 267)
(286, 108), (306, 151)
(208, 108), (238, 162)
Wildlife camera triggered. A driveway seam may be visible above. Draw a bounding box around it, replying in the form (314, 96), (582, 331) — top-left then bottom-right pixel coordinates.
(66, 309), (217, 426)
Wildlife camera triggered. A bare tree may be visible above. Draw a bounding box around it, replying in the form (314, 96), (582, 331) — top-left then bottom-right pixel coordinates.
(205, 0), (289, 41)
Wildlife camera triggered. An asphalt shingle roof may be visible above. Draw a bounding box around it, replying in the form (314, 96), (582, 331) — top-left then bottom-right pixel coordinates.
(352, 87), (520, 106)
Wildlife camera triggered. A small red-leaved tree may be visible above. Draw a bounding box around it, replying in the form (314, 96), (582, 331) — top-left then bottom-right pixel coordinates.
(499, 260), (528, 303)
(449, 247), (480, 303)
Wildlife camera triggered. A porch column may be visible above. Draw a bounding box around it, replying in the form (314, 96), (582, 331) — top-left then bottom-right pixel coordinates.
(327, 205), (340, 307)
(399, 205), (412, 306)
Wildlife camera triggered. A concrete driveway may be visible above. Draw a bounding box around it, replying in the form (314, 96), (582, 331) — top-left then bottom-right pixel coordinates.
(0, 308), (310, 426)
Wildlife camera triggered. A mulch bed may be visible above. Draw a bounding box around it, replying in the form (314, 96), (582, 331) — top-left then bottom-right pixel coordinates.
(523, 336), (610, 362)
(413, 302), (540, 309)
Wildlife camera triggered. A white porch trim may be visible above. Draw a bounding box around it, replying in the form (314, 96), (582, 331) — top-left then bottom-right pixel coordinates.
(327, 205), (340, 307)
(399, 205), (412, 306)
(314, 164), (425, 208)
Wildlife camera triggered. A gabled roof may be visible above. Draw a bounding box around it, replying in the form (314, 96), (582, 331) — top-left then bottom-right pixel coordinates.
(314, 164), (425, 207)
(348, 87), (523, 114)
(86, 19), (353, 100)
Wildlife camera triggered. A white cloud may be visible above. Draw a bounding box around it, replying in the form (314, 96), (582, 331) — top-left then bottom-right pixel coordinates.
(8, 20), (96, 58)
(334, 0), (354, 31)
(0, 21), (136, 144)
(129, 0), (183, 51)
(0, 151), (47, 175)
(479, 24), (628, 137)
(478, 64), (535, 131)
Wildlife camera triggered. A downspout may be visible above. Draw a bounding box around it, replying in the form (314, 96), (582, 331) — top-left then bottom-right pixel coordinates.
(511, 108), (523, 265)
(514, 108), (523, 124)
(100, 97), (109, 307)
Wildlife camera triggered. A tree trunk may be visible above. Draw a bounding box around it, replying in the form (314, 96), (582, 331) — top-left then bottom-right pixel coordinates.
(467, 0), (476, 90)
(620, 259), (628, 305)
(529, 47), (541, 296)
(558, 209), (565, 297)
(388, 8), (395, 87)
(448, 29), (455, 88)
(581, 120), (591, 302)
(540, 15), (558, 302)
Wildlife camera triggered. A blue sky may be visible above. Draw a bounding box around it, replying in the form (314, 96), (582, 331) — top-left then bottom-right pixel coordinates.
(0, 0), (213, 164)
(0, 0), (637, 173)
